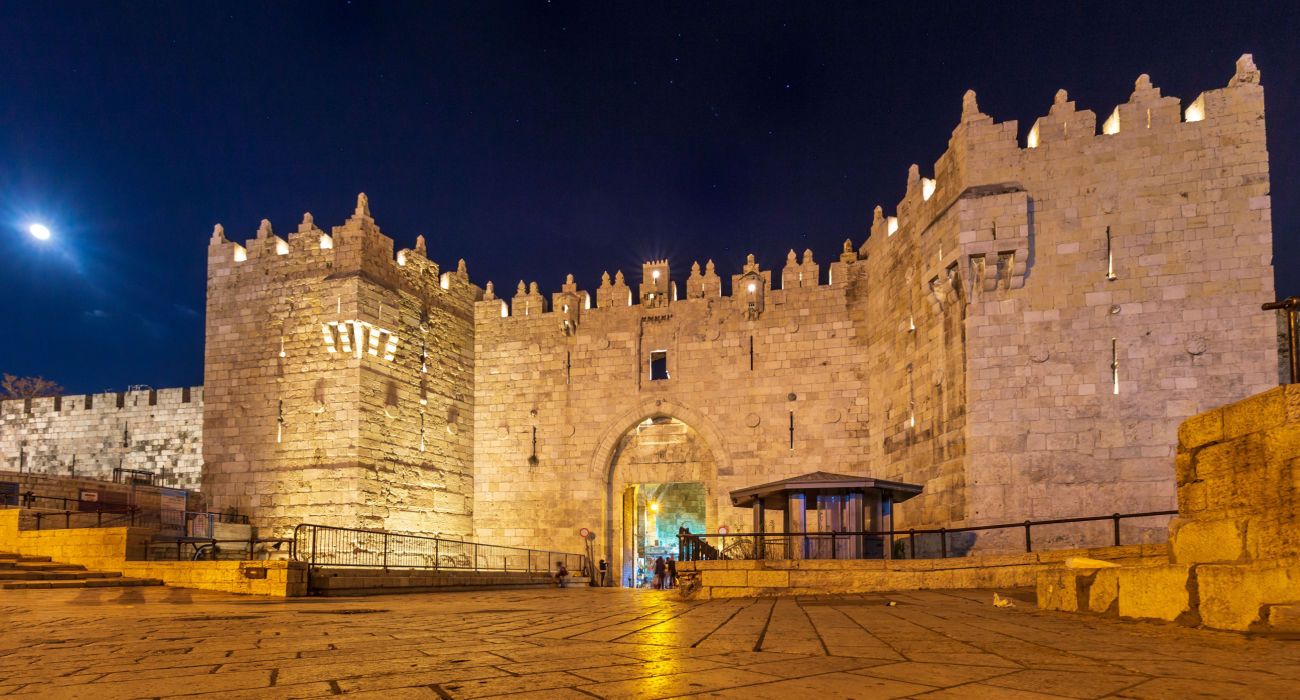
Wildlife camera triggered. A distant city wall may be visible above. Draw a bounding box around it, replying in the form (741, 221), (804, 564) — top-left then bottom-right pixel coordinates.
(0, 388), (203, 491)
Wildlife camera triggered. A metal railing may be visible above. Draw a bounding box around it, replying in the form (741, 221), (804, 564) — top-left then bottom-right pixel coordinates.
(678, 510), (1178, 562)
(27, 506), (154, 531)
(292, 523), (587, 575)
(3, 492), (248, 533)
(147, 536), (295, 562)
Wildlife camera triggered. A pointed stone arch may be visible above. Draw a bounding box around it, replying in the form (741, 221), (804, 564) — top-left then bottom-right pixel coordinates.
(591, 399), (731, 586)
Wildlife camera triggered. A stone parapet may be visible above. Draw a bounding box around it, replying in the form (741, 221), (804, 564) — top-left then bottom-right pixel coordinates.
(678, 543), (1163, 600)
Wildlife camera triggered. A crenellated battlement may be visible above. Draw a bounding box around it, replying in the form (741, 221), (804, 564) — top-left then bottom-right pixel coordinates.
(865, 54), (1265, 255)
(207, 193), (480, 306)
(0, 386), (202, 418)
(477, 55), (1265, 336)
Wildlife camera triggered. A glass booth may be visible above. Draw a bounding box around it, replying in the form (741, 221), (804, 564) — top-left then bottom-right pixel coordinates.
(728, 471), (923, 560)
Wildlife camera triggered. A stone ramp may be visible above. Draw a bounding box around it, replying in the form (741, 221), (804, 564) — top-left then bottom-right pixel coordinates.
(0, 551), (162, 590)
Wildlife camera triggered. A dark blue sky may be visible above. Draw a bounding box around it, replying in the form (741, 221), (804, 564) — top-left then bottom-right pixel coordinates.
(1, 2), (1297, 394)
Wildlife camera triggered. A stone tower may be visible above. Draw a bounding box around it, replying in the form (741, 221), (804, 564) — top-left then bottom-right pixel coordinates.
(203, 195), (477, 536)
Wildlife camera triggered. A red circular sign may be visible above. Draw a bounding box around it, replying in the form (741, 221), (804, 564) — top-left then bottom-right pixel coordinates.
(578, 527), (590, 538)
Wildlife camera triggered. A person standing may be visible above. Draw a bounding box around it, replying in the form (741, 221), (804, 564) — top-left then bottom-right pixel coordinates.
(653, 556), (666, 590)
(666, 556), (677, 589)
(597, 558), (607, 587)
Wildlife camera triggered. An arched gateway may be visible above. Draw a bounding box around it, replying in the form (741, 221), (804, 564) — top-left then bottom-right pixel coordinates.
(590, 400), (730, 587)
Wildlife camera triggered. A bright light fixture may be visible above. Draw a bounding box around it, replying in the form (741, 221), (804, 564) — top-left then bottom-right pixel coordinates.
(650, 502), (660, 513)
(28, 223), (51, 240)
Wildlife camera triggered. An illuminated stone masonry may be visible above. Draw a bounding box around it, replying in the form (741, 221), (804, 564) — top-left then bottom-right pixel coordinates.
(0, 387), (203, 491)
(0, 56), (1277, 566)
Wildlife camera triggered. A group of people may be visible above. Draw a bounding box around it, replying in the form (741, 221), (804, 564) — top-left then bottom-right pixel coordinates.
(641, 555), (677, 589)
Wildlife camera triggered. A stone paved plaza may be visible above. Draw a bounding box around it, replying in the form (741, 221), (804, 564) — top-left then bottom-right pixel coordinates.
(2, 587), (1298, 699)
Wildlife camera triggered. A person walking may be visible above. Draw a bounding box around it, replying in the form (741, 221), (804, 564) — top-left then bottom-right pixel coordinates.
(653, 556), (666, 590)
(597, 558), (608, 587)
(666, 556), (677, 589)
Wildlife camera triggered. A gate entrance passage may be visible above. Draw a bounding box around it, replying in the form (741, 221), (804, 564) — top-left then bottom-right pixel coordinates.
(622, 481), (704, 587)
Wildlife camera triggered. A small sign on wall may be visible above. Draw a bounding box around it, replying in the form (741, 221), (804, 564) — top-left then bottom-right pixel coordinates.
(79, 490), (99, 503)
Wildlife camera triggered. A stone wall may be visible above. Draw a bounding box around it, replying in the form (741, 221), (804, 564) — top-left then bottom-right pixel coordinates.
(203, 196), (478, 537)
(0, 388), (202, 491)
(472, 55), (1276, 568)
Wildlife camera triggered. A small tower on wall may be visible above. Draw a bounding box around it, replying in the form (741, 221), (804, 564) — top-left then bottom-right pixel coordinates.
(202, 193), (479, 538)
(640, 260), (673, 309)
(733, 254), (770, 320)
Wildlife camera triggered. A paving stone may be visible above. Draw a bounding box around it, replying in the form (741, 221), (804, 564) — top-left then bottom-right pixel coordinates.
(3, 585), (1300, 698)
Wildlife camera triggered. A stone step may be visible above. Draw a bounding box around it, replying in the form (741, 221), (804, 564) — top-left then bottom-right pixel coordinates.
(0, 554), (54, 563)
(1, 578), (163, 590)
(14, 562), (86, 572)
(0, 570), (123, 581)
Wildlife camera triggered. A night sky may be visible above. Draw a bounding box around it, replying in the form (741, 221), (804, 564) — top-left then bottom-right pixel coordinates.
(1, 3), (1297, 394)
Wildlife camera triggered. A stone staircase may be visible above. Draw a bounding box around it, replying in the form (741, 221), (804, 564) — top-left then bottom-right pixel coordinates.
(0, 551), (163, 590)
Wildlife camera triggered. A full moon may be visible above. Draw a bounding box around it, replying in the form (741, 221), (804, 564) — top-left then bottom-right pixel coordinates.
(28, 223), (51, 240)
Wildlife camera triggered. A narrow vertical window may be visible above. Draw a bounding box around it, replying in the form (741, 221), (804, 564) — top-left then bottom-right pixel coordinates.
(276, 400), (284, 443)
(1106, 226), (1117, 281)
(419, 411), (426, 452)
(749, 336), (755, 371)
(1111, 338), (1120, 395)
(649, 351), (669, 381)
(788, 411), (795, 449)
(566, 351), (572, 384)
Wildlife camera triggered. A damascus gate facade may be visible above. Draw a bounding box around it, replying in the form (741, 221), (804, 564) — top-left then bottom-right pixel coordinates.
(2, 56), (1278, 583)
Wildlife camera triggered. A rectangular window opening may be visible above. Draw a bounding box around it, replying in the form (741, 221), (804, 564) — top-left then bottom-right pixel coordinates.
(649, 350), (669, 381)
(748, 336), (755, 371)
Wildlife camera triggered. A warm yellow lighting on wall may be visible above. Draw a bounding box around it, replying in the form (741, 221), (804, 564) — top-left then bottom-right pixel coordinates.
(319, 234), (333, 250)
(440, 272), (451, 289)
(232, 245), (247, 262)
(499, 301), (508, 318)
(652, 269), (661, 280)
(1185, 95), (1206, 123)
(921, 178), (936, 201)
(1026, 122), (1040, 148)
(1102, 108), (1121, 135)
(275, 239), (289, 255)
(747, 282), (757, 293)
(396, 251), (407, 266)
(887, 217), (899, 236)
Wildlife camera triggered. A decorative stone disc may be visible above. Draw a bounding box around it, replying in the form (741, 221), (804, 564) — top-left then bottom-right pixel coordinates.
(1186, 337), (1208, 356)
(744, 413), (761, 428)
(1030, 349), (1050, 363)
(562, 424), (576, 438)
(824, 408), (842, 424)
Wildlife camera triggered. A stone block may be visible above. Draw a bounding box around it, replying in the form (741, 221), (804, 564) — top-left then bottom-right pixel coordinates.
(1116, 565), (1195, 623)
(1170, 517), (1246, 564)
(735, 569), (782, 588)
(1036, 569), (1091, 612)
(1197, 559), (1300, 631)
(1223, 387), (1286, 441)
(1265, 603), (1300, 632)
(700, 570), (747, 588)
(1178, 408), (1224, 450)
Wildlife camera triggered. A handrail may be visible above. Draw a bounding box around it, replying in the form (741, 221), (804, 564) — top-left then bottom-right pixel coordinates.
(678, 509), (1178, 561)
(4, 492), (249, 525)
(291, 522), (588, 576)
